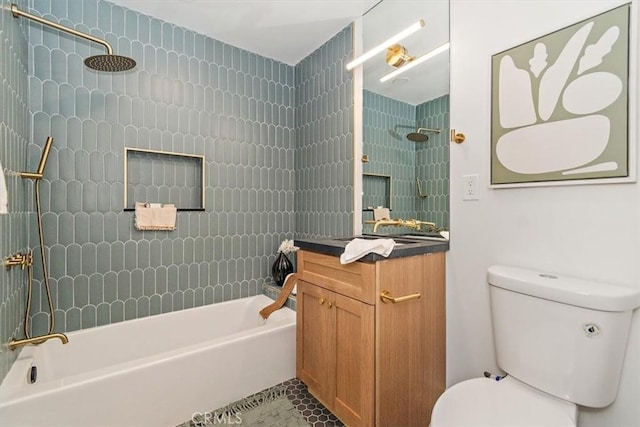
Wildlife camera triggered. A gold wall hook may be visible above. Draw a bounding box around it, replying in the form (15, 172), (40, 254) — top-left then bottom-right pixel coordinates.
(450, 129), (466, 144)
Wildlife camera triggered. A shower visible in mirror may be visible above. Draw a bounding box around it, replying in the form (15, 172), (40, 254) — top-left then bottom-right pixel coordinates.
(407, 128), (442, 143)
(360, 0), (450, 236)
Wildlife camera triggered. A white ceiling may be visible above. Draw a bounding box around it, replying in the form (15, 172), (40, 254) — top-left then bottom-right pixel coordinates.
(108, 0), (380, 65)
(107, 0), (449, 105)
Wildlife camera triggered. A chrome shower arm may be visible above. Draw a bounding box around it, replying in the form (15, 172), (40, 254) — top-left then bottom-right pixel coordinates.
(11, 4), (113, 55)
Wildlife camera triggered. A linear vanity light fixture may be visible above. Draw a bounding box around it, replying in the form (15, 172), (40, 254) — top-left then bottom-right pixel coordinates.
(379, 42), (450, 82)
(346, 19), (425, 70)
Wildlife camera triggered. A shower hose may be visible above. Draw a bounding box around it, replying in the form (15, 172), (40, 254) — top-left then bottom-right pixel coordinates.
(22, 179), (56, 339)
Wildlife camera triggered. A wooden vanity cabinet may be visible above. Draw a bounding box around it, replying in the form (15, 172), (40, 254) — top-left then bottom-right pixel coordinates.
(296, 249), (445, 427)
(297, 281), (375, 426)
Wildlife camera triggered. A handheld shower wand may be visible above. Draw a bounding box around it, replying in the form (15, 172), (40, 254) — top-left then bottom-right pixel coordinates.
(20, 136), (53, 180)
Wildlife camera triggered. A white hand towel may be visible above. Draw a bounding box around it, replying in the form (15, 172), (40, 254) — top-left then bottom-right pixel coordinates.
(134, 202), (177, 231)
(0, 161), (8, 214)
(340, 238), (395, 264)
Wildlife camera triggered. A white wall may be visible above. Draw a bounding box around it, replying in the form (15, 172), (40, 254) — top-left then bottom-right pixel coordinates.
(448, 1), (639, 426)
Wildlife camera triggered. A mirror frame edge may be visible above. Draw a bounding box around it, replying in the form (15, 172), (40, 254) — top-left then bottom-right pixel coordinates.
(353, 17), (364, 235)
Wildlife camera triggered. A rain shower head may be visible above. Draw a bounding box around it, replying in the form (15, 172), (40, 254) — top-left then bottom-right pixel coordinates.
(11, 4), (136, 72)
(84, 55), (137, 72)
(407, 132), (430, 143)
(406, 128), (442, 143)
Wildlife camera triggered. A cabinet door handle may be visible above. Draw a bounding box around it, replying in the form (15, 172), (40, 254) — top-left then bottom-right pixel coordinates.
(319, 298), (325, 305)
(380, 290), (421, 304)
(328, 301), (333, 308)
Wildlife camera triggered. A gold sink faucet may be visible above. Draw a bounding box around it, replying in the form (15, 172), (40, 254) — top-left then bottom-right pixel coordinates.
(372, 219), (436, 233)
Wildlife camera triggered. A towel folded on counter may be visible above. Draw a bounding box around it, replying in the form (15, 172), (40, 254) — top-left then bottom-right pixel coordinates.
(340, 238), (395, 264)
(134, 203), (177, 231)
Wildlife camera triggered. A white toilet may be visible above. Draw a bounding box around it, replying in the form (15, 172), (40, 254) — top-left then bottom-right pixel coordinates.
(431, 265), (640, 426)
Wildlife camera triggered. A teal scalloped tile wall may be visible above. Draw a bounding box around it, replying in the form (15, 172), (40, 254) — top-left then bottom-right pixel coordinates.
(362, 90), (416, 233)
(25, 0), (302, 336)
(416, 94), (450, 229)
(1, 0), (354, 382)
(0, 0), (30, 382)
(294, 25), (354, 239)
(362, 91), (449, 232)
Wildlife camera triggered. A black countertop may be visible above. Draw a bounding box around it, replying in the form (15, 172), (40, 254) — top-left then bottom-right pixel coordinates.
(295, 235), (449, 262)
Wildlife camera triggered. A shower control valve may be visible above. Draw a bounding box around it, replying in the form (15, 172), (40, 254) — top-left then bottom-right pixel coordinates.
(4, 252), (33, 270)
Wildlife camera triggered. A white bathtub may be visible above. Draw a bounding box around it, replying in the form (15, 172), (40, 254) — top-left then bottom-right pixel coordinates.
(0, 294), (296, 427)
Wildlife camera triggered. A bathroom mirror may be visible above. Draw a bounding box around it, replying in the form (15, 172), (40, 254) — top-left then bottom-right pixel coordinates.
(358, 0), (450, 235)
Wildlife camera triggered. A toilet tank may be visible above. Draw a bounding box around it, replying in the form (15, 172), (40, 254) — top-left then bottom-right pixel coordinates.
(488, 265), (640, 408)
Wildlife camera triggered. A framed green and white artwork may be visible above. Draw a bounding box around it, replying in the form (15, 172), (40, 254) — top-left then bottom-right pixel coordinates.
(490, 3), (632, 186)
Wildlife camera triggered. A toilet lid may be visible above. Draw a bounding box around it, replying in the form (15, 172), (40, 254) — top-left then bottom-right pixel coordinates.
(431, 377), (577, 427)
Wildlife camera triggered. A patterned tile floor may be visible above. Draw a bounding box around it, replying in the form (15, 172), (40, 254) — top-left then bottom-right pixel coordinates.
(281, 378), (344, 427)
(179, 378), (343, 427)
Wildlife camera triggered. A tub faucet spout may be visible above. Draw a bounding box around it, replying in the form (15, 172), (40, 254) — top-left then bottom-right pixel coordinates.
(8, 333), (69, 350)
